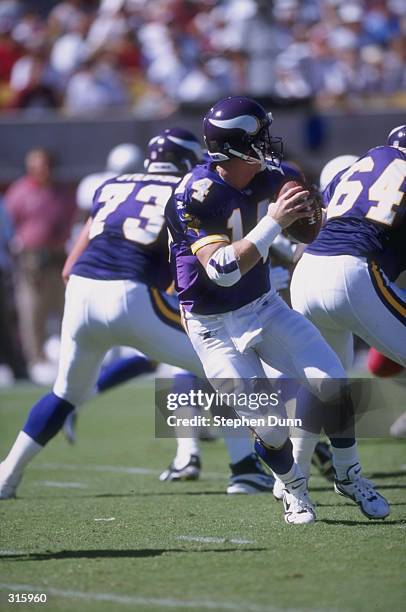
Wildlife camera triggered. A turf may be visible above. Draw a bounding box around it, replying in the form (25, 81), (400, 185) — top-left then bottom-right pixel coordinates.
(0, 382), (405, 612)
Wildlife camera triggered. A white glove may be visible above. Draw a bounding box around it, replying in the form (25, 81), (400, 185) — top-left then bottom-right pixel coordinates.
(269, 265), (290, 291)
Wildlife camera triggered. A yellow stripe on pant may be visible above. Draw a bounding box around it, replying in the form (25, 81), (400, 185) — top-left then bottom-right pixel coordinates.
(149, 288), (184, 332)
(369, 261), (406, 323)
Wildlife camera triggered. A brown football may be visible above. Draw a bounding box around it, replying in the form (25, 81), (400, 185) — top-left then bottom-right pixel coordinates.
(277, 180), (323, 244)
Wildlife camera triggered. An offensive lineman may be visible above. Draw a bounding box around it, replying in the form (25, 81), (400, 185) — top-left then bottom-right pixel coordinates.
(290, 125), (406, 491)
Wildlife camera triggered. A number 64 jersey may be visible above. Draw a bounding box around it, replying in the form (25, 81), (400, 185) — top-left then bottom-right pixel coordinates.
(72, 172), (181, 290)
(307, 146), (406, 280)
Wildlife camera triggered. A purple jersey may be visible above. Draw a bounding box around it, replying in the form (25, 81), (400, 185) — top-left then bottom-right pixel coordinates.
(165, 161), (300, 314)
(73, 173), (181, 289)
(308, 146), (406, 280)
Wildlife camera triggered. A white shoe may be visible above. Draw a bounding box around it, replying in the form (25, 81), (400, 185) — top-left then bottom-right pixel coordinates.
(273, 477), (284, 500)
(334, 463), (390, 520)
(390, 412), (406, 438)
(0, 462), (22, 499)
(282, 477), (316, 524)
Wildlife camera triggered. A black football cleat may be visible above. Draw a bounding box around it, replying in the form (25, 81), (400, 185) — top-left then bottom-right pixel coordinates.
(227, 453), (275, 494)
(159, 454), (201, 482)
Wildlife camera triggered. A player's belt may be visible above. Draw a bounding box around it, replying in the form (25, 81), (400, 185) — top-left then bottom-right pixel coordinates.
(368, 260), (406, 325)
(148, 287), (184, 332)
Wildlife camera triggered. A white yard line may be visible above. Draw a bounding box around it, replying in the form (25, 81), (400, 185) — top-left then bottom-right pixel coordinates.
(0, 583), (297, 612)
(32, 462), (227, 479)
(177, 536), (254, 545)
(94, 517), (115, 522)
(34, 480), (87, 489)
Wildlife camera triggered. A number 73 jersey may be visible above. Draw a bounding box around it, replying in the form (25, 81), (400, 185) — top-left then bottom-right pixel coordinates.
(307, 146), (406, 280)
(72, 173), (181, 290)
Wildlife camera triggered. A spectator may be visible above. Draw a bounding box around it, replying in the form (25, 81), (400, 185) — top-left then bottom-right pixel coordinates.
(9, 42), (62, 112)
(47, 0), (93, 39)
(64, 52), (130, 115)
(4, 148), (76, 384)
(49, 14), (91, 80)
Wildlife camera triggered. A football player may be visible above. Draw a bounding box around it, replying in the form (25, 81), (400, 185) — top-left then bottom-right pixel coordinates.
(0, 129), (274, 499)
(165, 96), (388, 524)
(290, 125), (406, 496)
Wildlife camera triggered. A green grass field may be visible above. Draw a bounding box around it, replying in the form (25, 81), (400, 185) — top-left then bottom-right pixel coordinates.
(0, 381), (405, 612)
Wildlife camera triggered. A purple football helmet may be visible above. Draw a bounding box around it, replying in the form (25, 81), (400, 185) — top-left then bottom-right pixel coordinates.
(203, 96), (283, 169)
(144, 127), (203, 174)
(387, 125), (406, 152)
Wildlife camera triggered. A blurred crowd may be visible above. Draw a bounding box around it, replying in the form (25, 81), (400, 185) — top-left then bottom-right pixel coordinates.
(0, 0), (405, 117)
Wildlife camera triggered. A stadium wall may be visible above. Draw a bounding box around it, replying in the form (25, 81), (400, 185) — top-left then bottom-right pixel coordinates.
(1, 110), (404, 184)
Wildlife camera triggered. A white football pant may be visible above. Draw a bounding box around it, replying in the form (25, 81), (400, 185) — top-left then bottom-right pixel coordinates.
(54, 275), (204, 406)
(183, 290), (346, 448)
(291, 254), (406, 369)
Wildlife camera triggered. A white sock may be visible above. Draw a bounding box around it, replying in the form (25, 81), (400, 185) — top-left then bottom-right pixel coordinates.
(332, 443), (360, 481)
(291, 430), (320, 479)
(275, 461), (303, 484)
(1, 431), (42, 478)
(223, 433), (252, 465)
(173, 437), (200, 470)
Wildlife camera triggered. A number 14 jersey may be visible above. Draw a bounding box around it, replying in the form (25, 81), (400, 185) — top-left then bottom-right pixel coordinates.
(308, 146), (406, 280)
(72, 173), (181, 290)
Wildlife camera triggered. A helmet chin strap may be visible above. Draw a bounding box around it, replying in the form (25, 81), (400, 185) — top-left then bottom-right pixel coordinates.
(251, 145), (267, 171)
(228, 146), (266, 171)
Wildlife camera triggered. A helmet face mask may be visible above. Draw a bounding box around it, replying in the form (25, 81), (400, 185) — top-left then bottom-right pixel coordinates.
(203, 97), (283, 169)
(144, 128), (203, 174)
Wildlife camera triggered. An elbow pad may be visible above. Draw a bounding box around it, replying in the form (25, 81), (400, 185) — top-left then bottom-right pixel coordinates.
(206, 245), (241, 287)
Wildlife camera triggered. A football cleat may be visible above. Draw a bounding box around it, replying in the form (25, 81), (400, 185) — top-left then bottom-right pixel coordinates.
(159, 454), (201, 482)
(0, 462), (22, 499)
(312, 441), (335, 481)
(227, 453), (275, 494)
(282, 477), (316, 524)
(334, 463), (390, 519)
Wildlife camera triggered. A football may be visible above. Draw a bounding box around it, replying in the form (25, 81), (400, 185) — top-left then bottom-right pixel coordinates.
(277, 179), (323, 244)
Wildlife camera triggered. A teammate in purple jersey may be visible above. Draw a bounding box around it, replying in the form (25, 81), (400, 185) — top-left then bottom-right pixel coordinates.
(307, 139), (405, 283)
(165, 96), (389, 524)
(290, 125), (406, 491)
(0, 128), (275, 499)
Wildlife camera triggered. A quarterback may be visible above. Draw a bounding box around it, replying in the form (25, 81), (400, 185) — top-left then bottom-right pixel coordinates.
(165, 96), (389, 524)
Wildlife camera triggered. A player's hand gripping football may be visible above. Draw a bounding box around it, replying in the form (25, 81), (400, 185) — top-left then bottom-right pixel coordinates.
(267, 185), (312, 229)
